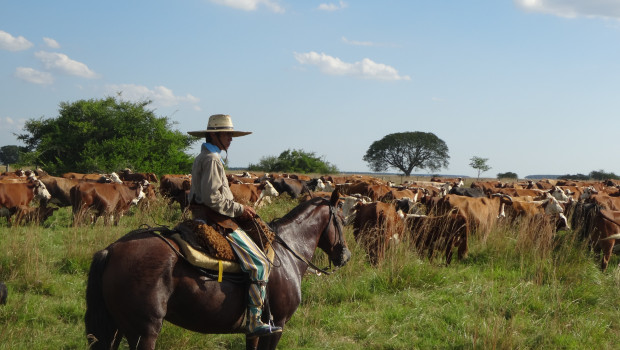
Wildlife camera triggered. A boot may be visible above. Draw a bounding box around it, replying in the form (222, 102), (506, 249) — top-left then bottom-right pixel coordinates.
(245, 283), (282, 338)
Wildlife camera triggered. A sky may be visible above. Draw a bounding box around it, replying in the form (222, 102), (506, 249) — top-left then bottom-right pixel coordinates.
(1, 0), (620, 178)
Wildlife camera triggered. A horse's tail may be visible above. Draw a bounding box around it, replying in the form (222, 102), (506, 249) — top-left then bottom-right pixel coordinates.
(85, 248), (118, 349)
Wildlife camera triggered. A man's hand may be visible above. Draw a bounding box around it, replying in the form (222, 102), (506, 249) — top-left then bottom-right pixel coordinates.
(240, 205), (257, 220)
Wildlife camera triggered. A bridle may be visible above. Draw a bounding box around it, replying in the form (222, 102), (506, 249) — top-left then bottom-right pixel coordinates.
(273, 201), (345, 275)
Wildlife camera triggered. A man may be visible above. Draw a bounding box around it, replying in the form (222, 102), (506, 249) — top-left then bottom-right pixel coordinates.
(187, 114), (282, 338)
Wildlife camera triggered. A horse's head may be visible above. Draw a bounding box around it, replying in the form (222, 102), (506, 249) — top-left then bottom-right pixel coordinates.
(317, 190), (351, 267)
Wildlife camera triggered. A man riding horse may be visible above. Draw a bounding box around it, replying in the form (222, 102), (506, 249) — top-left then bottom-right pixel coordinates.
(187, 114), (282, 338)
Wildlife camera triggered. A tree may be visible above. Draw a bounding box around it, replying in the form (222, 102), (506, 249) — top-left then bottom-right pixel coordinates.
(248, 149), (338, 174)
(589, 169), (619, 180)
(363, 132), (449, 176)
(469, 156), (491, 180)
(497, 171), (518, 180)
(0, 145), (23, 171)
(16, 97), (196, 175)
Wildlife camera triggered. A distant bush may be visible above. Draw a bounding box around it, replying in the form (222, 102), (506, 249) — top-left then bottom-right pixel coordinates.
(248, 149), (338, 174)
(497, 171), (518, 179)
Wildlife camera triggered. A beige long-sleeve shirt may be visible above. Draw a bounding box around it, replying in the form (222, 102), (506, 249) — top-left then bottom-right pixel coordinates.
(189, 144), (244, 218)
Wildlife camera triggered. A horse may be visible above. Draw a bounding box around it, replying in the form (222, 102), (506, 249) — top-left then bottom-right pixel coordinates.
(85, 190), (351, 350)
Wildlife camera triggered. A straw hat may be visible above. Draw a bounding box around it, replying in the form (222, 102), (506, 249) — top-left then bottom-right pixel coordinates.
(187, 114), (252, 137)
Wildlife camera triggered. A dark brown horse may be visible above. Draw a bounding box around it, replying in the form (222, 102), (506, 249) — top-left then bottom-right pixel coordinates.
(85, 190), (351, 350)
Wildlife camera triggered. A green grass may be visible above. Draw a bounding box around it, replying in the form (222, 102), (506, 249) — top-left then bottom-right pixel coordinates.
(1, 195), (620, 349)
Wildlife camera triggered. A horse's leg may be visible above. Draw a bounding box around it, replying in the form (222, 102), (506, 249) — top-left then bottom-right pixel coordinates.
(246, 336), (259, 350)
(126, 327), (162, 350)
(256, 332), (283, 350)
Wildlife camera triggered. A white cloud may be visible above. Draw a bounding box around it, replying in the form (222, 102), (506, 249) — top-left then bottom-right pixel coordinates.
(34, 51), (99, 79)
(210, 0), (284, 13)
(0, 30), (33, 51)
(342, 36), (375, 47)
(0, 116), (26, 131)
(43, 37), (60, 49)
(14, 67), (54, 85)
(105, 84), (200, 108)
(515, 0), (620, 19)
(293, 51), (411, 81)
(318, 1), (348, 12)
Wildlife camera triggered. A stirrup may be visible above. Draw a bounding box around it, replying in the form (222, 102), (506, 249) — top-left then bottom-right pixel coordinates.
(246, 323), (282, 338)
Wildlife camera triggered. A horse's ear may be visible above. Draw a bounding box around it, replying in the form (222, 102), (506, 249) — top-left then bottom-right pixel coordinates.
(330, 189), (340, 206)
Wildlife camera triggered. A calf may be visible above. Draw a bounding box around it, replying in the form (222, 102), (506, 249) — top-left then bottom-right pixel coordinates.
(14, 205), (59, 225)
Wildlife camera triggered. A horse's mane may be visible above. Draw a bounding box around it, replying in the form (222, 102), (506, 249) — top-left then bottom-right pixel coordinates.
(269, 197), (329, 230)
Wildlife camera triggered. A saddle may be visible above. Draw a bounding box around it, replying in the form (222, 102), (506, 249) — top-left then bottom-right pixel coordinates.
(170, 213), (276, 276)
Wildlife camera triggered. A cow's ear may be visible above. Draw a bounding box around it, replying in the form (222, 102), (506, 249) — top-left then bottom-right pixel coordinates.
(330, 189), (340, 206)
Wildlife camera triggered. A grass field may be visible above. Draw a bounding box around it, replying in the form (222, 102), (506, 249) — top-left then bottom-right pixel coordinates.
(1, 191), (620, 349)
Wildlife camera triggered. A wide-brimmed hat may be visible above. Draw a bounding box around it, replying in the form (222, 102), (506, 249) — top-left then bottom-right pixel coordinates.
(187, 114), (252, 137)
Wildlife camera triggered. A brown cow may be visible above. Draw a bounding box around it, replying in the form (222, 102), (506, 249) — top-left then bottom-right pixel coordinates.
(591, 209), (620, 271)
(230, 183), (260, 206)
(404, 209), (469, 264)
(0, 180), (52, 224)
(70, 181), (146, 225)
(432, 194), (505, 236)
(13, 205), (59, 225)
(38, 175), (81, 207)
(159, 174), (192, 209)
(352, 201), (404, 266)
(118, 169), (159, 183)
(499, 194), (569, 230)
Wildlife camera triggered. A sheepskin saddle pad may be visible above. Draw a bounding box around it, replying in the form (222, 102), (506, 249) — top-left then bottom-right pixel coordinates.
(173, 218), (276, 261)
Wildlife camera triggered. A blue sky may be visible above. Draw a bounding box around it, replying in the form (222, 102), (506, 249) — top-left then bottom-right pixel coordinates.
(1, 0), (619, 178)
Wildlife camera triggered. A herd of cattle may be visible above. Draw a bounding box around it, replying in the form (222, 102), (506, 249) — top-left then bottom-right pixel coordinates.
(1, 168), (620, 271)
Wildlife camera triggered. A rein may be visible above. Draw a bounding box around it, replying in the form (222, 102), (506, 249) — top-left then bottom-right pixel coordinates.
(272, 203), (344, 276)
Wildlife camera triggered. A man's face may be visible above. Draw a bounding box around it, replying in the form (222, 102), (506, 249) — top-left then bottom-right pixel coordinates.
(214, 132), (233, 150)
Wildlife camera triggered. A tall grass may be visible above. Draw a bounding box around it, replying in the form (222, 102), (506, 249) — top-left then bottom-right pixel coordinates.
(1, 195), (619, 349)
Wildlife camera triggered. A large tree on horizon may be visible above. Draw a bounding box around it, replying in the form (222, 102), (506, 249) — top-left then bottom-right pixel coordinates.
(16, 96), (196, 175)
(363, 131), (450, 176)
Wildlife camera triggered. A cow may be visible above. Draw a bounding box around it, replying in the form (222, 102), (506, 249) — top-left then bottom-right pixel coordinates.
(62, 172), (110, 182)
(449, 186), (486, 198)
(118, 169), (159, 183)
(270, 177), (308, 199)
(38, 175), (81, 207)
(0, 180), (52, 224)
(13, 205), (59, 225)
(404, 208), (469, 264)
(70, 181), (146, 225)
(499, 194), (570, 231)
(254, 181), (279, 208)
(0, 281), (7, 305)
(159, 175), (192, 209)
(352, 201), (404, 266)
(230, 183), (260, 206)
(591, 209), (620, 271)
(582, 187), (620, 211)
(432, 194), (505, 236)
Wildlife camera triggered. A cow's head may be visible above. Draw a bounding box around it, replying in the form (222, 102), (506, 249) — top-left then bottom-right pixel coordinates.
(32, 179), (52, 201)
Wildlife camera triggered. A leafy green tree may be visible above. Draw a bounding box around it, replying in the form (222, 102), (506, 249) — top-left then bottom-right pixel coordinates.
(469, 156), (491, 180)
(0, 145), (23, 171)
(363, 132), (449, 176)
(589, 169), (619, 180)
(248, 149), (338, 174)
(16, 97), (196, 175)
(497, 171), (518, 180)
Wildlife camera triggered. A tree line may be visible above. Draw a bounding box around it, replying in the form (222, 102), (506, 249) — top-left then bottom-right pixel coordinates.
(2, 96), (618, 180)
